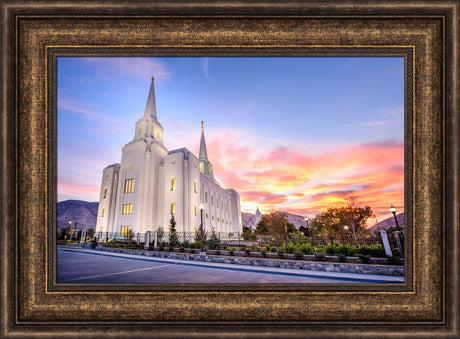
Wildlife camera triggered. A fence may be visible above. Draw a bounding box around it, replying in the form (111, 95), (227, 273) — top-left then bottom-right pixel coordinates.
(94, 231), (243, 244)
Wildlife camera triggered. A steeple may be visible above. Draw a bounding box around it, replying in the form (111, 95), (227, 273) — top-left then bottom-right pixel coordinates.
(199, 121), (208, 161)
(143, 76), (157, 120)
(199, 121), (214, 179)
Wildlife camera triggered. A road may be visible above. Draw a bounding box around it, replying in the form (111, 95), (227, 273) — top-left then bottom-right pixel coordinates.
(56, 247), (403, 284)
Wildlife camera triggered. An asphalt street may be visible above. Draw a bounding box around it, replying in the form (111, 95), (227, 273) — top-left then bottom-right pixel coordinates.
(56, 247), (403, 284)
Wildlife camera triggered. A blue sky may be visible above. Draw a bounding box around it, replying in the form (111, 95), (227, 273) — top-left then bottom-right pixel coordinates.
(57, 56), (404, 219)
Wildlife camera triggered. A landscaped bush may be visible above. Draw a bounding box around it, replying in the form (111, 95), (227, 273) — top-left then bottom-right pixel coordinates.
(357, 254), (371, 264)
(294, 251), (304, 260)
(261, 249), (267, 257)
(168, 246), (174, 252)
(277, 249), (285, 258)
(181, 240), (191, 249)
(179, 247), (184, 252)
(244, 248), (251, 256)
(386, 255), (401, 265)
(314, 252), (326, 261)
(190, 249), (195, 253)
(337, 244), (355, 256)
(159, 245), (164, 251)
(338, 254), (347, 262)
(299, 243), (314, 255)
(215, 250), (221, 255)
(229, 249), (234, 256)
(356, 244), (385, 258)
(324, 243), (339, 255)
(284, 243), (297, 254)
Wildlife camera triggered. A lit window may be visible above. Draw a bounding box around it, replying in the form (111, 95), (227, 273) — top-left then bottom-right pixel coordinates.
(157, 132), (160, 139)
(139, 126), (142, 135)
(121, 226), (131, 237)
(206, 213), (208, 218)
(194, 180), (197, 194)
(101, 208), (105, 217)
(194, 205), (197, 216)
(205, 192), (208, 203)
(171, 177), (176, 191)
(124, 178), (134, 193)
(171, 202), (176, 214)
(103, 187), (107, 199)
(122, 204), (133, 215)
(212, 216), (214, 220)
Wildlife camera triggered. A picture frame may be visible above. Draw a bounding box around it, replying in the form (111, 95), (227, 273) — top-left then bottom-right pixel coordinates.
(1, 1), (458, 338)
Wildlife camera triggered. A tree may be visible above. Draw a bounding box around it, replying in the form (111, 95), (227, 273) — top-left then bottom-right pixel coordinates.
(254, 211), (290, 247)
(157, 226), (165, 242)
(242, 226), (257, 241)
(87, 228), (95, 240)
(289, 230), (310, 246)
(311, 196), (373, 245)
(207, 228), (222, 249)
(168, 214), (179, 247)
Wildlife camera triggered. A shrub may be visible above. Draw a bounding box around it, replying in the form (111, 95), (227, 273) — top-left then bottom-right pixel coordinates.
(270, 246), (277, 253)
(179, 247), (184, 253)
(181, 240), (191, 249)
(337, 244), (355, 256)
(357, 254), (371, 264)
(314, 252), (326, 261)
(284, 243), (297, 254)
(168, 246), (174, 252)
(277, 249), (284, 258)
(299, 243), (314, 255)
(386, 255), (401, 265)
(324, 243), (338, 255)
(159, 245), (164, 251)
(338, 254), (347, 262)
(229, 249), (234, 256)
(356, 244), (385, 258)
(190, 249), (195, 254)
(294, 251), (304, 260)
(261, 249), (267, 257)
(244, 248), (251, 256)
(207, 228), (222, 249)
(216, 250), (220, 255)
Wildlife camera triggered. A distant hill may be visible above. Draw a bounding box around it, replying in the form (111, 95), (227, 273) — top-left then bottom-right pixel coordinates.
(368, 213), (405, 233)
(57, 200), (99, 231)
(242, 211), (308, 229)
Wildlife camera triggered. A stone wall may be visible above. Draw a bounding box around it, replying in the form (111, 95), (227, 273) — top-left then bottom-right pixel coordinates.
(84, 244), (404, 276)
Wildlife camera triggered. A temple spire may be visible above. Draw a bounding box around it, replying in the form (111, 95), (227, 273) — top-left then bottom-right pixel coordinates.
(199, 121), (214, 178)
(199, 121), (208, 161)
(143, 76), (157, 120)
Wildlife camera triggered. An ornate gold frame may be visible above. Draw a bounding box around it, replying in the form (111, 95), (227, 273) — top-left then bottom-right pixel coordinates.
(1, 1), (458, 338)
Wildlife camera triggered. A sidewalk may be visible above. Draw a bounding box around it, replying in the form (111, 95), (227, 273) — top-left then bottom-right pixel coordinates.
(59, 245), (404, 283)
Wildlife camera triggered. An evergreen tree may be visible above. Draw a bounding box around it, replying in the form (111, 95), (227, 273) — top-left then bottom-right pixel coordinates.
(168, 214), (179, 247)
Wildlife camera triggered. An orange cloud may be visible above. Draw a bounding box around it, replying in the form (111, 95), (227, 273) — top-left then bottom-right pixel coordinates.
(206, 135), (404, 221)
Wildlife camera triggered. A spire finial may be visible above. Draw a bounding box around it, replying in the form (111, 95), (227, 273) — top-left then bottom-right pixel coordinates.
(151, 75), (155, 81)
(201, 120), (204, 130)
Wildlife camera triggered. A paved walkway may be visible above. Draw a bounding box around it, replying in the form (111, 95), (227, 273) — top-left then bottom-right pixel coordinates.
(57, 246), (404, 284)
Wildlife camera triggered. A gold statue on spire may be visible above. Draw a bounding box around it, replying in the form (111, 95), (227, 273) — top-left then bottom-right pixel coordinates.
(201, 120), (204, 130)
(151, 75), (155, 81)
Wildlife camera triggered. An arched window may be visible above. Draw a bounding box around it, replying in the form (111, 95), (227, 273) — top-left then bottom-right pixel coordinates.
(171, 202), (176, 214)
(193, 180), (197, 194)
(171, 177), (176, 191)
(103, 187), (107, 199)
(205, 192), (208, 203)
(194, 205), (197, 216)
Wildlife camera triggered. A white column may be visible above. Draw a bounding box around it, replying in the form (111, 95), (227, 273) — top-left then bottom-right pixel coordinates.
(144, 231), (150, 250)
(154, 231), (158, 248)
(379, 230), (393, 257)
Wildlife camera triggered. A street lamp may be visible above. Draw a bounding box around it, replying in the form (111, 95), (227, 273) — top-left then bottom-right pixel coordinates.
(199, 204), (204, 252)
(390, 205), (404, 257)
(344, 225), (349, 231)
(68, 221), (72, 241)
(304, 217), (310, 237)
(390, 205), (401, 231)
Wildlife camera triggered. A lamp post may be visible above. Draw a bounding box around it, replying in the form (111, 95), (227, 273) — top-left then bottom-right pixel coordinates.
(390, 205), (404, 257)
(199, 204), (204, 252)
(390, 205), (401, 231)
(304, 217), (310, 237)
(68, 221), (72, 241)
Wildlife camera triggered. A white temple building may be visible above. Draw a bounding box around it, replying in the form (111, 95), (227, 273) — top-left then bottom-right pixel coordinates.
(96, 77), (242, 237)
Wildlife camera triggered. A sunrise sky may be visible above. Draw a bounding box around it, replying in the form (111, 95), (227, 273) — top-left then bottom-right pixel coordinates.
(57, 56), (404, 222)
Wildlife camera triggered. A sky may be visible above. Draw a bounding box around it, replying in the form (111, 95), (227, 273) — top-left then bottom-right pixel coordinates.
(57, 56), (404, 223)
